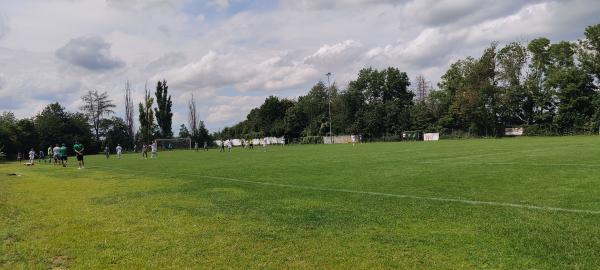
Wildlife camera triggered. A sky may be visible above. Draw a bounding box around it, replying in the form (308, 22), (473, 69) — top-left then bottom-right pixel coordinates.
(0, 0), (599, 133)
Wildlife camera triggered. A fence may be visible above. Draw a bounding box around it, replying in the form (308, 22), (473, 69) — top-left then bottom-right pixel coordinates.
(214, 137), (286, 147)
(323, 135), (355, 144)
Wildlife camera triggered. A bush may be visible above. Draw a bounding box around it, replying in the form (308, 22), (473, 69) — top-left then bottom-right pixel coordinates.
(522, 124), (556, 136)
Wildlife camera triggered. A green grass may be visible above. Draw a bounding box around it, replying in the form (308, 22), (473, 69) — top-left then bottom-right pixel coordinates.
(2, 136), (600, 269)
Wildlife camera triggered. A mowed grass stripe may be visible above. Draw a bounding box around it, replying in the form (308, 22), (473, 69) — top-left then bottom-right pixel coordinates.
(87, 164), (600, 215)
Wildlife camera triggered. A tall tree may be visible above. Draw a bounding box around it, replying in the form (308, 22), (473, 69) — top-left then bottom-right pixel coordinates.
(188, 93), (199, 139)
(414, 75), (430, 102)
(16, 118), (39, 151)
(124, 80), (135, 146)
(178, 124), (191, 138)
(578, 24), (600, 86)
(196, 120), (211, 145)
(80, 90), (116, 141)
(0, 112), (18, 158)
(546, 41), (595, 132)
(526, 37), (555, 127)
(295, 82), (329, 136)
(138, 84), (155, 143)
(284, 104), (308, 138)
(381, 67), (414, 134)
(154, 80), (173, 138)
(579, 24), (600, 128)
(256, 96), (295, 136)
(100, 117), (130, 148)
(497, 42), (531, 126)
(36, 103), (70, 147)
(345, 67), (413, 137)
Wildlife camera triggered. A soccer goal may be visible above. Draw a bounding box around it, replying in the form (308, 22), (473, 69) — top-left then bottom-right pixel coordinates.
(155, 137), (192, 150)
(402, 131), (423, 141)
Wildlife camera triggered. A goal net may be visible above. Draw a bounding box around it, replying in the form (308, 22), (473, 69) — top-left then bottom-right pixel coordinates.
(402, 131), (422, 141)
(155, 137), (192, 150)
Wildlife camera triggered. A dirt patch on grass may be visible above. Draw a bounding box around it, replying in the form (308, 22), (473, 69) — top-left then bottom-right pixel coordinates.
(49, 255), (72, 269)
(3, 234), (18, 245)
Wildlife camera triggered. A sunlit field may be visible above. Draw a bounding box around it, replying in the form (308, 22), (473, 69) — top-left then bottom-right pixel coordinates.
(2, 136), (600, 269)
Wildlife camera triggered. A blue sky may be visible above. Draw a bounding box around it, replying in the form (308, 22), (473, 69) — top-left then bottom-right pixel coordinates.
(0, 0), (599, 132)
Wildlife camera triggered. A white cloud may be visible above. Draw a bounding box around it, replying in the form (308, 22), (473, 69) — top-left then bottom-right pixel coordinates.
(156, 51), (320, 93)
(305, 40), (363, 66)
(0, 13), (9, 40)
(212, 0), (231, 11)
(105, 0), (186, 11)
(206, 96), (265, 124)
(281, 0), (406, 10)
(402, 0), (542, 28)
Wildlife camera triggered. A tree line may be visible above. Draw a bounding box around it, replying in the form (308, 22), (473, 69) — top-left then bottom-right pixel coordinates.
(0, 80), (212, 159)
(215, 23), (600, 140)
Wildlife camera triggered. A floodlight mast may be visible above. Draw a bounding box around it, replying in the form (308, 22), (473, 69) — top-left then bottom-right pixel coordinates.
(326, 72), (333, 144)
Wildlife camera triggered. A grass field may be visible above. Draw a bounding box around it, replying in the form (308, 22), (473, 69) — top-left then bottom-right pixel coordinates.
(2, 136), (600, 269)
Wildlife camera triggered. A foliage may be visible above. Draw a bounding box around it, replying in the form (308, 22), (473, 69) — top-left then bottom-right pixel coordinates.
(218, 68), (414, 140)
(214, 96), (294, 139)
(0, 103), (95, 159)
(138, 86), (156, 143)
(100, 117), (130, 148)
(80, 90), (116, 141)
(178, 124), (190, 138)
(35, 103), (95, 154)
(124, 80), (136, 148)
(154, 80), (173, 138)
(186, 93), (212, 145)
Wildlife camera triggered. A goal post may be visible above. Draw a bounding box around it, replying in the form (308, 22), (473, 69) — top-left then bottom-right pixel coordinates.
(155, 137), (192, 150)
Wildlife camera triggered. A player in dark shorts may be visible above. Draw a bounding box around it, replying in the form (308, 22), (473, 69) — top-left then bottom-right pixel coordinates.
(59, 143), (68, 167)
(73, 142), (84, 169)
(141, 144), (148, 159)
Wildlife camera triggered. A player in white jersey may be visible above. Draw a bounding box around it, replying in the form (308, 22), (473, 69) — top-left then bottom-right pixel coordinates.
(116, 144), (123, 159)
(351, 134), (356, 146)
(227, 139), (233, 152)
(262, 137), (268, 152)
(151, 141), (158, 158)
(28, 148), (36, 164)
(52, 144), (61, 165)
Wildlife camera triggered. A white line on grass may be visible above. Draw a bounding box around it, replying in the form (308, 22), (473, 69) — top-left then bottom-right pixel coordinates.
(86, 165), (600, 215)
(418, 161), (600, 168)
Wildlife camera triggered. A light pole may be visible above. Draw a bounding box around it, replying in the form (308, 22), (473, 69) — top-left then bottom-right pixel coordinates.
(326, 72), (333, 144)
